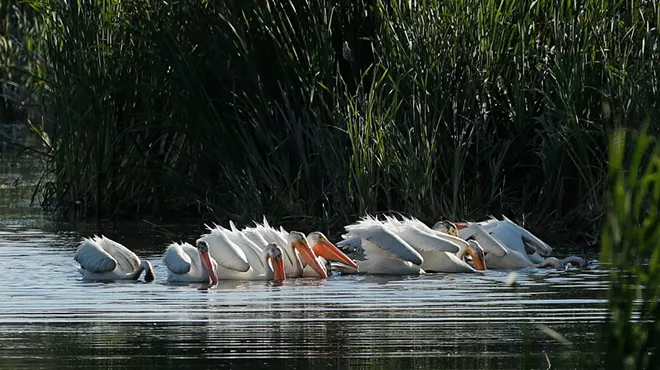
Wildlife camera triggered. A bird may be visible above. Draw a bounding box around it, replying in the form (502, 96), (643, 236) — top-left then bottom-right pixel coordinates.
(302, 231), (359, 277)
(239, 218), (330, 278)
(388, 215), (488, 272)
(445, 216), (585, 270)
(478, 215), (552, 257)
(202, 218), (327, 279)
(74, 235), (155, 282)
(209, 222), (287, 280)
(163, 241), (219, 284)
(455, 216), (552, 260)
(339, 216), (425, 275)
(339, 215), (487, 274)
(196, 224), (289, 280)
(435, 221), (513, 266)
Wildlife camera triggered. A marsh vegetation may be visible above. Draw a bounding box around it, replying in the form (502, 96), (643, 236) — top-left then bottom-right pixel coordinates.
(1, 0), (657, 246)
(1, 0), (660, 367)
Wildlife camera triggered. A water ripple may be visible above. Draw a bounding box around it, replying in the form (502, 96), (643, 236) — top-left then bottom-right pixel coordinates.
(0, 223), (605, 369)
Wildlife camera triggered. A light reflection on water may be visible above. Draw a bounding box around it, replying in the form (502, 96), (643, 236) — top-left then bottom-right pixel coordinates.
(0, 148), (606, 369)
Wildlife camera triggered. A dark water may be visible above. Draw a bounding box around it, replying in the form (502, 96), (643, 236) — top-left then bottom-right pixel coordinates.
(0, 145), (606, 369)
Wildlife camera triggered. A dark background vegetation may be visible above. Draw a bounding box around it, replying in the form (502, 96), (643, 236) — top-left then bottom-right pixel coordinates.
(1, 1), (660, 367)
(1, 0), (659, 245)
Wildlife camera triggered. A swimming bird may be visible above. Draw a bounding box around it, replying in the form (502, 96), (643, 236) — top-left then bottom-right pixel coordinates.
(339, 216), (425, 275)
(457, 215), (553, 259)
(238, 218), (329, 278)
(197, 225), (289, 280)
(340, 215), (486, 274)
(163, 241), (219, 284)
(74, 235), (155, 282)
(444, 217), (584, 270)
(302, 231), (360, 277)
(389, 215), (488, 271)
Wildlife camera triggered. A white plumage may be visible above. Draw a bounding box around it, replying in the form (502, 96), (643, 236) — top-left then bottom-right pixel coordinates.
(341, 215), (487, 274)
(238, 217), (328, 278)
(74, 235), (154, 282)
(195, 222), (289, 280)
(196, 227), (251, 276)
(163, 242), (218, 283)
(477, 215), (553, 257)
(340, 216), (424, 275)
(450, 215), (579, 269)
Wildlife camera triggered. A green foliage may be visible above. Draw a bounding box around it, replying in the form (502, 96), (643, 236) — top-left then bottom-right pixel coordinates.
(598, 126), (660, 369)
(2, 0), (659, 243)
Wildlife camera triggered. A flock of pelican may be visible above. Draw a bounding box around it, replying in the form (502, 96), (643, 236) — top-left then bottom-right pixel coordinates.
(73, 215), (587, 285)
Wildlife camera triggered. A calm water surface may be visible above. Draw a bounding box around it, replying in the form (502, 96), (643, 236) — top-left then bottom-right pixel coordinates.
(0, 146), (606, 369)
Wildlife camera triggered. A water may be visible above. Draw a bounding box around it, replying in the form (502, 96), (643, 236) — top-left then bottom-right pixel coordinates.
(0, 145), (606, 369)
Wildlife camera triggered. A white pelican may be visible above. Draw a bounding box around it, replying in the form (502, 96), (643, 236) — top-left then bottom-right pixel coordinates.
(458, 215), (553, 258)
(302, 231), (359, 277)
(212, 221), (287, 280)
(340, 217), (424, 275)
(443, 217), (584, 270)
(200, 218), (325, 279)
(391, 216), (488, 271)
(74, 235), (155, 282)
(240, 219), (328, 278)
(340, 215), (487, 274)
(163, 241), (219, 284)
(435, 221), (510, 263)
(197, 225), (289, 280)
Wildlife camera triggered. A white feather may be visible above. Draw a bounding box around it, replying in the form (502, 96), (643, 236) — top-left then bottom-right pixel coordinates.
(385, 218), (461, 253)
(458, 223), (509, 257)
(163, 243), (193, 274)
(196, 231), (250, 272)
(74, 235), (151, 281)
(74, 236), (118, 273)
(163, 242), (217, 283)
(345, 217), (423, 265)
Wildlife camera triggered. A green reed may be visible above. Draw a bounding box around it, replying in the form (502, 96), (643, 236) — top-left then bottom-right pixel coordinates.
(596, 126), (660, 369)
(1, 0), (658, 244)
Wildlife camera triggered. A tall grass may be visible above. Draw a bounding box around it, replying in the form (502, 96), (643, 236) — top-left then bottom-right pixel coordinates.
(597, 126), (660, 369)
(2, 0), (659, 243)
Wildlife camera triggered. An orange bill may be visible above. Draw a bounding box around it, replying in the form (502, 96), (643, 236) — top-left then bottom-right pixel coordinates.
(466, 249), (487, 270)
(454, 222), (470, 230)
(201, 250), (219, 285)
(295, 240), (328, 278)
(270, 255), (286, 281)
(313, 239), (359, 270)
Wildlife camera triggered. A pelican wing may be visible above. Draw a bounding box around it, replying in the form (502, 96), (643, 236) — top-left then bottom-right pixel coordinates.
(337, 236), (363, 252)
(74, 237), (118, 273)
(163, 243), (192, 274)
(458, 224), (508, 257)
(226, 230), (266, 273)
(197, 233), (250, 272)
(504, 215), (553, 256)
(397, 227), (461, 253)
(345, 223), (423, 265)
(99, 236), (140, 271)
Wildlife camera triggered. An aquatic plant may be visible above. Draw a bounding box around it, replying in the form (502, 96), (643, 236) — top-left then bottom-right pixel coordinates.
(2, 0), (659, 246)
(597, 126), (660, 369)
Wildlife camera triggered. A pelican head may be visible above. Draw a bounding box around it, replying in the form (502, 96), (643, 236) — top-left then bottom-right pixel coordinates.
(263, 243), (286, 281)
(196, 241), (219, 285)
(433, 220), (459, 236)
(307, 231), (359, 271)
(465, 240), (487, 270)
(141, 261), (155, 282)
(287, 231), (328, 278)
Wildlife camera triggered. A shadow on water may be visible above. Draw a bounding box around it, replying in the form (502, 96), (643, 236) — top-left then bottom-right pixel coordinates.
(0, 144), (604, 369)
